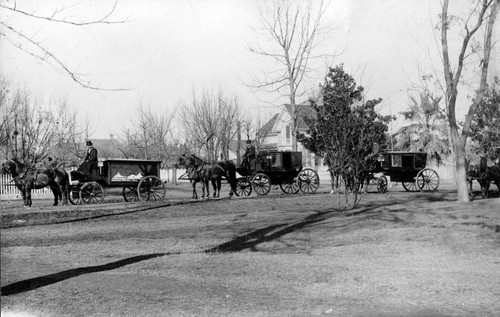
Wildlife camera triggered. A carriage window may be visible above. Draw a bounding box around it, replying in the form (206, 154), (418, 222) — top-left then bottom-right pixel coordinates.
(391, 154), (402, 167)
(272, 154), (281, 167)
(414, 155), (426, 169)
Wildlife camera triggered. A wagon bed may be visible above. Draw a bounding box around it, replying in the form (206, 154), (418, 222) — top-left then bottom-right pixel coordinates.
(69, 159), (166, 204)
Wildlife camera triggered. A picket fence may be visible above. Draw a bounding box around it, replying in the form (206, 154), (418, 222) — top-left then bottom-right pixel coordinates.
(0, 174), (53, 200)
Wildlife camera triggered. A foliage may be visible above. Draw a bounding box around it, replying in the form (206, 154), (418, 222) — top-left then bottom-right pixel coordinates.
(298, 65), (393, 207)
(394, 93), (450, 163)
(469, 85), (500, 158)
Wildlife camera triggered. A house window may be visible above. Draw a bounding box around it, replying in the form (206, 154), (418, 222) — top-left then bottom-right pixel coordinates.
(285, 125), (291, 144)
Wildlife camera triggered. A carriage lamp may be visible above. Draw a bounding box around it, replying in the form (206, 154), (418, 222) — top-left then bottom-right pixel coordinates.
(377, 154), (385, 162)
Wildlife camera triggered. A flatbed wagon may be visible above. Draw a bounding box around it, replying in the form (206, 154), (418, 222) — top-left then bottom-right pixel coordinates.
(69, 159), (166, 204)
(235, 150), (320, 196)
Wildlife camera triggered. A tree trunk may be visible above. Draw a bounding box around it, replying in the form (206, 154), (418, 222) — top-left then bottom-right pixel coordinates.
(453, 135), (469, 202)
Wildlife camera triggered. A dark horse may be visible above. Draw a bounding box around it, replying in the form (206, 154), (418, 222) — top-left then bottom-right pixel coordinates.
(177, 154), (238, 199)
(2, 159), (69, 207)
(467, 157), (500, 198)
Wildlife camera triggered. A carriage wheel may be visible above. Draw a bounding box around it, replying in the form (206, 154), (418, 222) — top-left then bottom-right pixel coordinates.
(138, 176), (166, 202)
(402, 181), (418, 192)
(416, 168), (440, 192)
(376, 176), (388, 193)
(236, 178), (252, 196)
(252, 173), (271, 195)
(298, 168), (320, 194)
(280, 182), (299, 194)
(68, 187), (81, 205)
(80, 182), (104, 204)
(122, 186), (139, 202)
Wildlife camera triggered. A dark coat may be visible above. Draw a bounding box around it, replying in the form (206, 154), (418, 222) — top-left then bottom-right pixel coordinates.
(84, 146), (98, 162)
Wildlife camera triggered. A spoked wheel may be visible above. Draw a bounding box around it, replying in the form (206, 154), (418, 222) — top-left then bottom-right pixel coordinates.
(68, 186), (81, 205)
(416, 168), (440, 192)
(122, 186), (139, 202)
(298, 168), (320, 194)
(402, 181), (418, 192)
(236, 178), (252, 196)
(280, 182), (299, 194)
(138, 176), (166, 202)
(80, 182), (104, 204)
(252, 173), (271, 195)
(376, 176), (388, 193)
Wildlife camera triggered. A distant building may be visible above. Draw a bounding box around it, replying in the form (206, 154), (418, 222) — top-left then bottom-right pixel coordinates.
(257, 104), (321, 168)
(91, 136), (124, 160)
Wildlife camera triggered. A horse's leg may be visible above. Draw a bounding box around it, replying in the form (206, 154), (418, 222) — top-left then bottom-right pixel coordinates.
(217, 178), (221, 198)
(26, 188), (32, 207)
(211, 179), (217, 198)
(204, 179), (210, 199)
(51, 186), (59, 206)
(192, 181), (198, 199)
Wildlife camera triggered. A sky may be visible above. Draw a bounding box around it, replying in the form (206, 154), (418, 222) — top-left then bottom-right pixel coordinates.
(1, 0), (498, 139)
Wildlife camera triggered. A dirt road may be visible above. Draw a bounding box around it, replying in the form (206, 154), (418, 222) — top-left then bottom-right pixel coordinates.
(1, 189), (499, 316)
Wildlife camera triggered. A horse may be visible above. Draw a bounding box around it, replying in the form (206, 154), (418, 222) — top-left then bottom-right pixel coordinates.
(176, 154), (238, 199)
(1, 159), (69, 207)
(479, 165), (500, 198)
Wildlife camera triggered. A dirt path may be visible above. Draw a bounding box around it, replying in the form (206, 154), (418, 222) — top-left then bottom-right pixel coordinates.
(1, 190), (500, 316)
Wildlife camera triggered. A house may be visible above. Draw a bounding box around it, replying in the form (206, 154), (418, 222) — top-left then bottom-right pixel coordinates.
(257, 104), (322, 168)
(90, 136), (124, 160)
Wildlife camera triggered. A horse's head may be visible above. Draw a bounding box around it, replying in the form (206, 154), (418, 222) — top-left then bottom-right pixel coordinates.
(176, 154), (192, 168)
(188, 154), (203, 167)
(1, 160), (18, 176)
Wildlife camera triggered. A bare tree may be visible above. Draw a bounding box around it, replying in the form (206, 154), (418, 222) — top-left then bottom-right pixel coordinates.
(0, 1), (127, 90)
(179, 89), (242, 161)
(248, 0), (334, 150)
(0, 80), (83, 166)
(122, 103), (177, 166)
(440, 0), (499, 202)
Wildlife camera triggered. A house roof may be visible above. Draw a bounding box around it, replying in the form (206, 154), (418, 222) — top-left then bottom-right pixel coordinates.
(259, 104), (315, 135)
(284, 104), (316, 130)
(257, 113), (279, 137)
(89, 138), (124, 159)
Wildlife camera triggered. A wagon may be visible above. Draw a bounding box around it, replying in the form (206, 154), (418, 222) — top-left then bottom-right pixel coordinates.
(235, 151), (320, 196)
(68, 159), (166, 204)
(365, 151), (440, 192)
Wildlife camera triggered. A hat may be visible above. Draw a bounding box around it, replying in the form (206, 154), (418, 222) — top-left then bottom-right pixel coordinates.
(246, 140), (252, 144)
(86, 140), (93, 146)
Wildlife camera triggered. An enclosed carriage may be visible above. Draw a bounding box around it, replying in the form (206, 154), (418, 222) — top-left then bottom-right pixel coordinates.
(365, 151), (440, 192)
(235, 150), (320, 196)
(69, 159), (166, 204)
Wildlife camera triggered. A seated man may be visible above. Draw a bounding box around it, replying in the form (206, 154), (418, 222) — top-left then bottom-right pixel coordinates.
(78, 140), (99, 180)
(241, 139), (256, 171)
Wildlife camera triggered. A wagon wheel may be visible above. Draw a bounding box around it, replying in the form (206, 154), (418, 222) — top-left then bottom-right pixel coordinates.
(402, 181), (418, 192)
(236, 178), (252, 196)
(376, 175), (388, 193)
(280, 181), (299, 194)
(298, 168), (320, 194)
(80, 182), (104, 204)
(122, 186), (139, 202)
(252, 173), (271, 195)
(68, 186), (81, 205)
(138, 176), (166, 202)
(416, 168), (440, 192)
